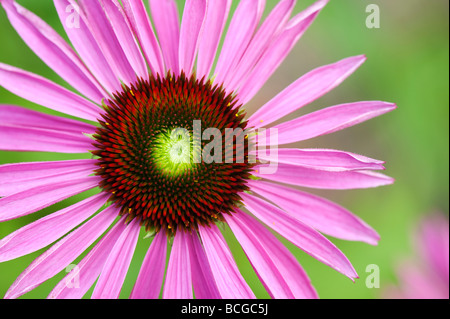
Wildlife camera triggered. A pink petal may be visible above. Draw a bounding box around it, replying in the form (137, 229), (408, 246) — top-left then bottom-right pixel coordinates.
(1, 0), (106, 102)
(149, 0), (180, 74)
(0, 158), (97, 198)
(248, 180), (380, 245)
(225, 210), (318, 299)
(0, 64), (100, 121)
(122, 0), (165, 75)
(214, 0), (265, 88)
(0, 193), (108, 263)
(196, 0), (232, 79)
(187, 231), (220, 299)
(4, 204), (118, 299)
(198, 224), (255, 299)
(100, 0), (148, 80)
(268, 101), (397, 146)
(77, 0), (136, 85)
(242, 193), (358, 280)
(48, 214), (127, 299)
(237, 0), (328, 104)
(130, 231), (167, 299)
(163, 230), (193, 299)
(248, 55), (367, 128)
(253, 163), (394, 190)
(178, 0), (207, 75)
(91, 218), (141, 299)
(0, 176), (101, 222)
(254, 148), (385, 172)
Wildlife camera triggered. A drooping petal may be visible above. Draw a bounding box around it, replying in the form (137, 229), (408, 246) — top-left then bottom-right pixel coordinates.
(149, 0), (180, 74)
(4, 205), (118, 299)
(48, 214), (126, 299)
(242, 193), (358, 280)
(248, 55), (367, 128)
(91, 218), (141, 299)
(122, 0), (164, 75)
(254, 148), (385, 172)
(0, 64), (100, 121)
(178, 0), (207, 75)
(196, 0), (231, 79)
(1, 0), (106, 102)
(225, 210), (318, 299)
(266, 101), (397, 146)
(130, 231), (167, 299)
(188, 231), (220, 299)
(0, 193), (108, 263)
(198, 224), (255, 299)
(248, 180), (380, 245)
(253, 163), (394, 190)
(214, 0), (265, 87)
(163, 230), (193, 299)
(237, 0), (328, 104)
(0, 176), (101, 222)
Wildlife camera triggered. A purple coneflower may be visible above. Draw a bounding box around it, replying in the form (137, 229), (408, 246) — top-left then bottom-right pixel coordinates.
(0, 0), (395, 299)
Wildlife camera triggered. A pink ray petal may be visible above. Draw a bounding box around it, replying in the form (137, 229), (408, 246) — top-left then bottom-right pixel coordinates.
(163, 230), (193, 299)
(242, 193), (358, 280)
(225, 209), (318, 299)
(4, 204), (119, 299)
(91, 218), (141, 299)
(0, 193), (108, 263)
(0, 64), (100, 121)
(0, 176), (101, 222)
(199, 224), (255, 299)
(0, 0), (106, 102)
(130, 231), (167, 299)
(248, 180), (380, 245)
(48, 214), (126, 299)
(187, 231), (220, 299)
(248, 55), (366, 128)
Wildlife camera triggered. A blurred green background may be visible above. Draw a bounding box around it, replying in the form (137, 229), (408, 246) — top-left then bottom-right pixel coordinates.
(0, 0), (448, 299)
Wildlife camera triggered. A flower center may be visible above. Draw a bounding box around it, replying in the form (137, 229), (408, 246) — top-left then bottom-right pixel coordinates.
(92, 73), (254, 235)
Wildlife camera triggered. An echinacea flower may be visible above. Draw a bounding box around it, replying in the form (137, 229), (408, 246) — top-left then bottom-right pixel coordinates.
(0, 0), (396, 299)
(384, 214), (449, 299)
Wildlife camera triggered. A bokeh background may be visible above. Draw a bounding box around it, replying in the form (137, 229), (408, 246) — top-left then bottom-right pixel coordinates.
(0, 0), (448, 299)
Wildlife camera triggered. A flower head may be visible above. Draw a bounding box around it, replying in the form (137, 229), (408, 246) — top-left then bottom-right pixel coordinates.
(0, 0), (395, 299)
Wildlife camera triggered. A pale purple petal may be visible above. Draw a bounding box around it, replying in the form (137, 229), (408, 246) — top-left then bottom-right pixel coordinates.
(91, 218), (141, 299)
(77, 0), (136, 85)
(163, 230), (193, 299)
(242, 193), (358, 280)
(0, 193), (108, 263)
(214, 0), (265, 87)
(0, 64), (100, 121)
(187, 231), (220, 299)
(248, 55), (367, 128)
(248, 180), (380, 245)
(261, 101), (397, 146)
(53, 0), (121, 94)
(238, 0), (328, 104)
(122, 0), (164, 75)
(178, 0), (207, 75)
(130, 231), (167, 299)
(4, 205), (118, 299)
(149, 0), (180, 74)
(254, 148), (385, 172)
(196, 0), (231, 79)
(1, 0), (106, 102)
(0, 176), (101, 222)
(48, 214), (126, 299)
(225, 210), (318, 299)
(253, 163), (394, 190)
(199, 224), (255, 299)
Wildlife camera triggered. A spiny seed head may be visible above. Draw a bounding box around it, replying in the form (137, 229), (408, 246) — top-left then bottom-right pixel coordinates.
(92, 73), (255, 235)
